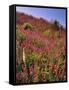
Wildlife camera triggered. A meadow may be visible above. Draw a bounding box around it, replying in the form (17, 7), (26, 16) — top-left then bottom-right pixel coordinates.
(16, 12), (66, 84)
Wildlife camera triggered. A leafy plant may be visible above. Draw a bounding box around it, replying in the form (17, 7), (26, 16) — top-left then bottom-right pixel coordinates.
(16, 64), (22, 72)
(23, 22), (32, 30)
(43, 29), (51, 37)
(16, 30), (25, 41)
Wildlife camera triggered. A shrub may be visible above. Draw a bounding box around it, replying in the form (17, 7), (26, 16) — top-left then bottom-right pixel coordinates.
(23, 23), (32, 30)
(43, 29), (51, 37)
(16, 30), (25, 41)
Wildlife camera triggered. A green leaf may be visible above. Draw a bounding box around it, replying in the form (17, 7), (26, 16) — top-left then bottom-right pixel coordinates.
(16, 64), (22, 72)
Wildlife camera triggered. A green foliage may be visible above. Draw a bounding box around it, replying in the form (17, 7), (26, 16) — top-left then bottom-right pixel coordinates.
(16, 64), (22, 72)
(32, 38), (44, 48)
(43, 29), (51, 37)
(26, 52), (39, 67)
(29, 52), (38, 60)
(23, 22), (32, 30)
(45, 71), (49, 80)
(38, 71), (42, 82)
(52, 20), (60, 30)
(25, 54), (33, 67)
(31, 52), (38, 60)
(61, 52), (66, 61)
(16, 30), (25, 41)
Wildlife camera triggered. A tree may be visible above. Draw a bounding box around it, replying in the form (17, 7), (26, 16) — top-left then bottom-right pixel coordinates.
(52, 20), (60, 30)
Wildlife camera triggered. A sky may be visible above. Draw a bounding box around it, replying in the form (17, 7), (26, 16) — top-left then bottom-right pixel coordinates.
(16, 6), (66, 28)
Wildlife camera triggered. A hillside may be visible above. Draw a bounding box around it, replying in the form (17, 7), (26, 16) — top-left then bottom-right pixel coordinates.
(16, 12), (66, 84)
